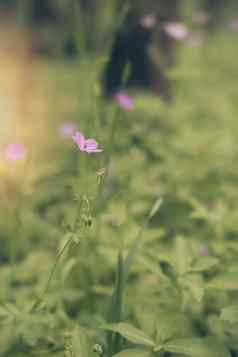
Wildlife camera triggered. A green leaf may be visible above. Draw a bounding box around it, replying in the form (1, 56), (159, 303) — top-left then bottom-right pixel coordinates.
(162, 337), (231, 357)
(103, 323), (155, 347)
(71, 327), (94, 357)
(207, 315), (238, 350)
(189, 256), (219, 273)
(61, 257), (78, 283)
(107, 253), (125, 355)
(4, 303), (20, 316)
(112, 349), (152, 357)
(180, 275), (204, 303)
(156, 310), (191, 344)
(124, 199), (162, 280)
(148, 198), (163, 220)
(207, 273), (238, 290)
(173, 237), (193, 275)
(221, 305), (238, 324)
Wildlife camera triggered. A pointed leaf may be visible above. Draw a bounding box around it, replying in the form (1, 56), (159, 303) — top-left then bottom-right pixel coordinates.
(107, 253), (125, 355)
(173, 237), (193, 275)
(189, 256), (219, 273)
(148, 198), (163, 219)
(156, 310), (191, 344)
(103, 323), (155, 347)
(162, 337), (231, 357)
(180, 275), (204, 303)
(207, 273), (238, 290)
(124, 199), (162, 280)
(221, 305), (238, 324)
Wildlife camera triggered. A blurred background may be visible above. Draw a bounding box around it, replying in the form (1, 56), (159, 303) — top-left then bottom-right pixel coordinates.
(0, 0), (237, 137)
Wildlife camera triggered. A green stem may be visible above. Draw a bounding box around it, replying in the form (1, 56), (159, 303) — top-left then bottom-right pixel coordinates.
(107, 252), (124, 356)
(30, 235), (74, 312)
(95, 107), (120, 214)
(10, 187), (24, 280)
(105, 107), (120, 169)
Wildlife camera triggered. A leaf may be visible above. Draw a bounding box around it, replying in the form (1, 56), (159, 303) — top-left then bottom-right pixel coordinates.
(162, 337), (231, 357)
(112, 349), (152, 357)
(156, 310), (191, 344)
(173, 237), (193, 275)
(124, 199), (162, 280)
(71, 327), (94, 357)
(206, 273), (238, 290)
(207, 315), (238, 350)
(17, 312), (55, 348)
(61, 257), (78, 283)
(221, 305), (238, 324)
(188, 281), (204, 303)
(108, 254), (124, 325)
(180, 275), (204, 303)
(4, 303), (20, 316)
(107, 253), (125, 355)
(148, 198), (163, 220)
(189, 256), (219, 273)
(103, 323), (155, 347)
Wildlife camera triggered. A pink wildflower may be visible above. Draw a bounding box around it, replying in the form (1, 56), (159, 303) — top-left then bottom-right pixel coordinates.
(72, 132), (102, 153)
(114, 91), (134, 112)
(59, 122), (77, 138)
(164, 22), (189, 40)
(4, 143), (28, 162)
(140, 14), (157, 29)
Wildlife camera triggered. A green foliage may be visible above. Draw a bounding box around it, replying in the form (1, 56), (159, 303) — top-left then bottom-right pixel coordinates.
(103, 323), (155, 347)
(161, 337), (231, 357)
(221, 305), (238, 324)
(68, 327), (95, 357)
(1, 3), (238, 357)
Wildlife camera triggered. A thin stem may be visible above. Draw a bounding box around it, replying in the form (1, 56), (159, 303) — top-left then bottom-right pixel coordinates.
(95, 106), (120, 214)
(10, 204), (21, 276)
(30, 235), (74, 312)
(105, 107), (120, 169)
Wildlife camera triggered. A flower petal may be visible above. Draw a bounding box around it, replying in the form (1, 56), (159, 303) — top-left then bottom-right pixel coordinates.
(85, 139), (103, 153)
(72, 131), (85, 151)
(115, 91), (134, 112)
(164, 22), (189, 40)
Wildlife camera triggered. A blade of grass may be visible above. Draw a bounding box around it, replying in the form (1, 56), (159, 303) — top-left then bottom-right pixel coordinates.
(124, 198), (163, 281)
(107, 252), (124, 356)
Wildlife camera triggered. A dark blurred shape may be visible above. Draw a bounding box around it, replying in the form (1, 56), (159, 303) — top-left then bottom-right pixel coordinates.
(103, 0), (181, 101)
(102, 11), (170, 101)
(79, 0), (99, 11)
(30, 0), (57, 25)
